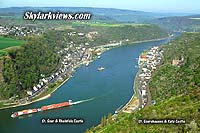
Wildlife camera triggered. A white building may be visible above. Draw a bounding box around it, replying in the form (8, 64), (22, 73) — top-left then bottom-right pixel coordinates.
(27, 91), (33, 96)
(142, 90), (146, 97)
(33, 86), (38, 91)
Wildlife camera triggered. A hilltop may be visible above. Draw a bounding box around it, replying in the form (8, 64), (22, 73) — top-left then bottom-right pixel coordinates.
(150, 15), (200, 32)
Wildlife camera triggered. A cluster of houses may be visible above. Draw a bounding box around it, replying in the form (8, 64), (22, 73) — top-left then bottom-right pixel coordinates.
(27, 40), (100, 99)
(67, 31), (85, 37)
(0, 25), (42, 36)
(58, 43), (92, 70)
(20, 29), (106, 102)
(86, 31), (98, 40)
(137, 46), (164, 108)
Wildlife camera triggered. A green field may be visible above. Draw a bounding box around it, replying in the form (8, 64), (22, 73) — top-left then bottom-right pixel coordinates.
(87, 23), (147, 27)
(0, 36), (25, 50)
(71, 21), (149, 27)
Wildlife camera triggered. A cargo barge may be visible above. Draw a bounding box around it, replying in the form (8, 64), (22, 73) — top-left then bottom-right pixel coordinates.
(11, 100), (72, 118)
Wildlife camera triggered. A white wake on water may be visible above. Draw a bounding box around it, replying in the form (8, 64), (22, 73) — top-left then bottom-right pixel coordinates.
(72, 97), (94, 105)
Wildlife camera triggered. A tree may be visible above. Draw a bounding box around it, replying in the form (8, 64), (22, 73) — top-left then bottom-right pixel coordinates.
(108, 113), (113, 124)
(101, 115), (107, 127)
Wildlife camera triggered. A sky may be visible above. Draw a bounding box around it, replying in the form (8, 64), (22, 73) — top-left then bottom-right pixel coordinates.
(1, 0), (200, 13)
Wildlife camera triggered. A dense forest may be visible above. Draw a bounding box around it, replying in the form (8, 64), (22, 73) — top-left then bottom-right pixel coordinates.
(88, 33), (200, 132)
(75, 24), (168, 45)
(0, 36), (59, 99)
(0, 30), (84, 99)
(151, 15), (200, 32)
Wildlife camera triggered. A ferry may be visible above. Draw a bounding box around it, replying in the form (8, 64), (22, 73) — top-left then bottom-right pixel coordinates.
(98, 67), (105, 71)
(11, 100), (73, 118)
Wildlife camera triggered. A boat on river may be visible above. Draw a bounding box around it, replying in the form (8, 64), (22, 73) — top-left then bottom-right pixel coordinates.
(11, 100), (73, 118)
(98, 67), (105, 71)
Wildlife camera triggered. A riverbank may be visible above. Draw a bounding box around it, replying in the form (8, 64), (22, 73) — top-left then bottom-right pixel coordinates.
(87, 43), (169, 133)
(115, 45), (166, 114)
(115, 53), (142, 114)
(129, 36), (171, 44)
(0, 36), (170, 110)
(0, 47), (109, 110)
(121, 71), (140, 113)
(98, 35), (171, 48)
(0, 76), (72, 110)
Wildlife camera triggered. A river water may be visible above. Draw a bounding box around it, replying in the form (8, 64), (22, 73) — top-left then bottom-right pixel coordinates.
(0, 38), (172, 133)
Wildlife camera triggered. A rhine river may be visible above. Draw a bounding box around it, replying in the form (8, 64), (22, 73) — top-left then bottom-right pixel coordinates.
(0, 38), (172, 133)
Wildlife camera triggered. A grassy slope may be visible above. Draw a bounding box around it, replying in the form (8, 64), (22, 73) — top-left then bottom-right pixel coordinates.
(88, 33), (200, 133)
(0, 36), (25, 57)
(0, 36), (25, 50)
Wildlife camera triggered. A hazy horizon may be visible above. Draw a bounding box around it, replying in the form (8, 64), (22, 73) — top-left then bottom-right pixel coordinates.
(1, 0), (200, 14)
(0, 6), (197, 15)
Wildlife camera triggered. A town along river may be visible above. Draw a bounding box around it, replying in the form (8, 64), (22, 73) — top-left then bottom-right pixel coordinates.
(0, 38), (172, 133)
